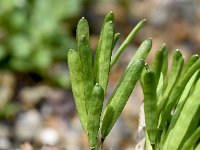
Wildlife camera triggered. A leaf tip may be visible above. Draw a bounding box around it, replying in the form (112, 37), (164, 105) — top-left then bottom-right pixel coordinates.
(143, 19), (147, 22)
(109, 10), (114, 14)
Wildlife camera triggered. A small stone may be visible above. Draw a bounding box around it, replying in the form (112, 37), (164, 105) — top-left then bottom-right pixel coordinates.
(38, 128), (60, 145)
(20, 142), (33, 150)
(19, 86), (49, 108)
(0, 138), (11, 149)
(15, 109), (41, 141)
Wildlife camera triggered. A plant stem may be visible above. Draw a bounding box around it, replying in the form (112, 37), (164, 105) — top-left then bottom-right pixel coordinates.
(98, 144), (102, 150)
(97, 137), (105, 150)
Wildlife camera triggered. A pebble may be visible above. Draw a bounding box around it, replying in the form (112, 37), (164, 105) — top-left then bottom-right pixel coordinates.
(0, 137), (11, 149)
(19, 86), (49, 108)
(15, 109), (42, 141)
(38, 128), (60, 146)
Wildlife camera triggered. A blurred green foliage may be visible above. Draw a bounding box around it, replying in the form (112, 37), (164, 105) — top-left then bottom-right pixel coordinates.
(0, 102), (18, 119)
(0, 0), (83, 88)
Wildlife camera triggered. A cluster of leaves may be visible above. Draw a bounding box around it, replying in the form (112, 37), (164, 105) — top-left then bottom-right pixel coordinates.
(69, 11), (200, 149)
(68, 11), (152, 149)
(0, 0), (83, 87)
(141, 44), (200, 149)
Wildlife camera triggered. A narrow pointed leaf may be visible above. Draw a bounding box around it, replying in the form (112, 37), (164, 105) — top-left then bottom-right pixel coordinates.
(67, 49), (87, 131)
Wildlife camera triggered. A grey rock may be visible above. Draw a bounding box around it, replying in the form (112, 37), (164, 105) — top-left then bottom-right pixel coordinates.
(15, 109), (42, 141)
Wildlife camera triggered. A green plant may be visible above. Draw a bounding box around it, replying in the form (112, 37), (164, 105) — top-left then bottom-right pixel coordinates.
(68, 11), (200, 149)
(140, 46), (200, 149)
(68, 11), (151, 149)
